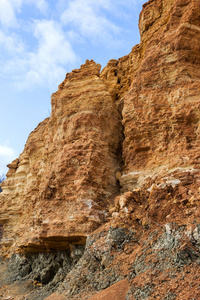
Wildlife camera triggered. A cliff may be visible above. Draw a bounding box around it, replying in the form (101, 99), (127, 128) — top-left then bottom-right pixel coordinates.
(0, 61), (123, 255)
(0, 0), (200, 299)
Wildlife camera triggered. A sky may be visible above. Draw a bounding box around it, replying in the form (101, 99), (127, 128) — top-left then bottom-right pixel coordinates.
(0, 0), (146, 175)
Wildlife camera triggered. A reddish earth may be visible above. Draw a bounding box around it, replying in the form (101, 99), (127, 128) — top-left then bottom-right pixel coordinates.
(88, 280), (130, 300)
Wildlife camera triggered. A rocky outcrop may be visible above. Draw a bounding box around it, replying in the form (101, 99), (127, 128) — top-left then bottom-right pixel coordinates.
(0, 60), (123, 255)
(0, 0), (200, 299)
(102, 0), (200, 191)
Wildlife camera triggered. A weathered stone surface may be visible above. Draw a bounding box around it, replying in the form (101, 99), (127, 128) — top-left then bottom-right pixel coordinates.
(120, 0), (200, 190)
(101, 0), (200, 192)
(0, 60), (123, 255)
(0, 0), (200, 299)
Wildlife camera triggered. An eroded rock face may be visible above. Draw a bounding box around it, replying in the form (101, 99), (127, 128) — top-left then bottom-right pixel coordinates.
(121, 0), (200, 190)
(101, 0), (200, 191)
(0, 0), (200, 299)
(0, 60), (123, 255)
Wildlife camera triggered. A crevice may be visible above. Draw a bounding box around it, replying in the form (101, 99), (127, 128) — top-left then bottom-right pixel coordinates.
(100, 71), (126, 192)
(115, 92), (125, 180)
(0, 224), (3, 246)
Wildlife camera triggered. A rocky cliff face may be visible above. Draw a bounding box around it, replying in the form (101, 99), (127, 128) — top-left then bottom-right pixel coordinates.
(0, 61), (123, 255)
(0, 0), (200, 299)
(102, 0), (200, 191)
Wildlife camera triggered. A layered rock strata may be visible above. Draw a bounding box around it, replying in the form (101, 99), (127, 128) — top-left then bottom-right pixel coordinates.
(0, 0), (200, 299)
(0, 61), (123, 255)
(101, 0), (200, 191)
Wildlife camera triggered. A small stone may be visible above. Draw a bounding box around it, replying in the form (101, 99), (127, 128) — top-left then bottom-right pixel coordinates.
(112, 212), (119, 218)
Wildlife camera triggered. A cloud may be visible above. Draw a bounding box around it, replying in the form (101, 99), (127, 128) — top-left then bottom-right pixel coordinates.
(0, 0), (48, 28)
(18, 19), (78, 89)
(0, 19), (78, 89)
(0, 144), (17, 175)
(60, 0), (143, 45)
(61, 0), (120, 45)
(0, 0), (73, 90)
(0, 0), (145, 90)
(0, 30), (24, 54)
(0, 0), (23, 28)
(26, 0), (49, 14)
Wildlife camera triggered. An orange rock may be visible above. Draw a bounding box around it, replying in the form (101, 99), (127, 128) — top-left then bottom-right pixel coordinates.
(44, 293), (66, 300)
(120, 0), (200, 191)
(88, 279), (130, 300)
(0, 60), (123, 255)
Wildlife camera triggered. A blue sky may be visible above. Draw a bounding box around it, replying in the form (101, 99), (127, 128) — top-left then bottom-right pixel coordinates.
(0, 0), (146, 175)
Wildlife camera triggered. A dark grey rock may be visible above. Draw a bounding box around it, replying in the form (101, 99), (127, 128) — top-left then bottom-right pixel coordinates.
(7, 244), (86, 297)
(108, 227), (136, 250)
(175, 247), (199, 266)
(164, 292), (177, 300)
(125, 284), (154, 300)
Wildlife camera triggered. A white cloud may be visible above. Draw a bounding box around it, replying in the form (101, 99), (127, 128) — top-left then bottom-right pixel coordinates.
(0, 144), (17, 175)
(0, 19), (78, 89)
(0, 0), (145, 90)
(60, 0), (144, 45)
(0, 145), (15, 157)
(0, 0), (48, 28)
(26, 0), (49, 14)
(0, 0), (74, 89)
(0, 30), (25, 54)
(61, 0), (120, 44)
(20, 19), (78, 88)
(0, 0), (23, 28)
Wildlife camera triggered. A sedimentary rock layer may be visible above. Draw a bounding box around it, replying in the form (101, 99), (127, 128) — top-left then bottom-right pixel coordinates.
(101, 0), (200, 191)
(0, 61), (123, 255)
(0, 0), (200, 299)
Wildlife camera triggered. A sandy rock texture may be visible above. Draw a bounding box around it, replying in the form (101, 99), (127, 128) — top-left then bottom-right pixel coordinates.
(0, 0), (200, 299)
(0, 60), (123, 255)
(101, 0), (200, 191)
